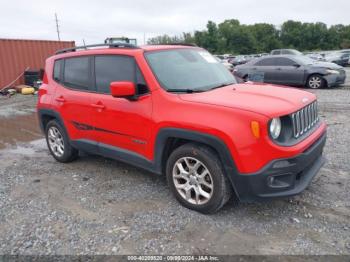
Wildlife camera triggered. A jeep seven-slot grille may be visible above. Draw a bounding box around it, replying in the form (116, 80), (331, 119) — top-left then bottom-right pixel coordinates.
(291, 101), (319, 138)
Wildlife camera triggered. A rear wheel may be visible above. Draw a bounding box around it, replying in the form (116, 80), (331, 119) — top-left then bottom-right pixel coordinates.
(307, 74), (326, 89)
(166, 143), (232, 214)
(45, 120), (78, 163)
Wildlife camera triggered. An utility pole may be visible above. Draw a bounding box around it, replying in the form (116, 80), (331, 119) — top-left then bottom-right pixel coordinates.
(143, 32), (146, 45)
(55, 13), (61, 41)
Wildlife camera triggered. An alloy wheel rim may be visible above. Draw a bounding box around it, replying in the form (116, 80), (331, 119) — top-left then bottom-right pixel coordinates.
(309, 76), (322, 89)
(48, 126), (64, 157)
(172, 157), (214, 205)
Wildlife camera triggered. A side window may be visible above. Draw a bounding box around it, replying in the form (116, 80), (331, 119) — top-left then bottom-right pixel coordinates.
(63, 57), (90, 90)
(255, 58), (275, 66)
(95, 55), (149, 95)
(275, 57), (295, 66)
(53, 60), (62, 82)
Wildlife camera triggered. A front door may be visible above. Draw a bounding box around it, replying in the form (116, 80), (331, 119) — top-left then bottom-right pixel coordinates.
(90, 55), (153, 158)
(273, 57), (305, 85)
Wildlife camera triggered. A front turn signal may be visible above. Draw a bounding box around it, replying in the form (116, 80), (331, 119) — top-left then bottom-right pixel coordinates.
(251, 121), (260, 138)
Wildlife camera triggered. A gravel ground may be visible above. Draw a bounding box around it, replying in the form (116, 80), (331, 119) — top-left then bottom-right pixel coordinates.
(0, 79), (349, 255)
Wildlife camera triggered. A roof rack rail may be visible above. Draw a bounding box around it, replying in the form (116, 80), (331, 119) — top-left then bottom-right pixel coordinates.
(55, 43), (140, 55)
(154, 43), (197, 47)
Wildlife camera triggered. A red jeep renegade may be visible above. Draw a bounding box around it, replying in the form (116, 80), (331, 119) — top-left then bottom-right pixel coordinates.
(37, 43), (327, 213)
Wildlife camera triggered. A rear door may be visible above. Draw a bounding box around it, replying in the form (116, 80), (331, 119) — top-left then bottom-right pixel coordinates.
(253, 57), (278, 84)
(90, 55), (153, 158)
(52, 56), (96, 149)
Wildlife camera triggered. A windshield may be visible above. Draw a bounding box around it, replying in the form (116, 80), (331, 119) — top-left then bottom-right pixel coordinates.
(145, 49), (236, 92)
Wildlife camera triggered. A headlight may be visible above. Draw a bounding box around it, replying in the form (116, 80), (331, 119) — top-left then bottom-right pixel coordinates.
(326, 69), (340, 75)
(269, 118), (281, 139)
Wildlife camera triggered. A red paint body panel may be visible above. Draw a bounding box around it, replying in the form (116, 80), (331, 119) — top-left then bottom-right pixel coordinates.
(110, 81), (136, 97)
(90, 93), (153, 156)
(37, 45), (327, 175)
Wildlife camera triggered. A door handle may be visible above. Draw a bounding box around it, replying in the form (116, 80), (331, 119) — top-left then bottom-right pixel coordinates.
(276, 68), (282, 71)
(55, 96), (66, 102)
(90, 103), (105, 110)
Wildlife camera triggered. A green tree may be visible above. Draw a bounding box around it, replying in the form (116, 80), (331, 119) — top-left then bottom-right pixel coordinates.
(148, 19), (350, 55)
(280, 20), (304, 49)
(249, 23), (281, 52)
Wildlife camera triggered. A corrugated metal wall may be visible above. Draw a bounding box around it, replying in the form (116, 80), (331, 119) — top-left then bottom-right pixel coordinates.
(0, 39), (75, 88)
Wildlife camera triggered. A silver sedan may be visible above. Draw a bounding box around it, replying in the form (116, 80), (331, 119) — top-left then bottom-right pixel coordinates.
(234, 55), (346, 89)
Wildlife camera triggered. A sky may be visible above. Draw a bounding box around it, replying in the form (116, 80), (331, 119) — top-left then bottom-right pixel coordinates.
(0, 0), (349, 46)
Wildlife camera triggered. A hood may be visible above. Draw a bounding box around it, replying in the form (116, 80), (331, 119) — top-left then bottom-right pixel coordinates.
(310, 61), (342, 69)
(178, 83), (316, 117)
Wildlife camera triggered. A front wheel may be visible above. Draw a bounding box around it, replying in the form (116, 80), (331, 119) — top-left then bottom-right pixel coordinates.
(307, 74), (326, 89)
(166, 143), (233, 214)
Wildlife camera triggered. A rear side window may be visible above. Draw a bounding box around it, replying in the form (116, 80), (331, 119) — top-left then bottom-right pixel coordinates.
(255, 57), (275, 66)
(53, 60), (62, 82)
(95, 55), (148, 95)
(63, 57), (90, 90)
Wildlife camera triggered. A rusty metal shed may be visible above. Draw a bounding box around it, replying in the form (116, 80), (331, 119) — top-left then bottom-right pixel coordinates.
(0, 39), (75, 88)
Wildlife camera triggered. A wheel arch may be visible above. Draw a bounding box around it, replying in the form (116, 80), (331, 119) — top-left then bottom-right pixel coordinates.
(306, 73), (328, 88)
(154, 128), (240, 196)
(38, 109), (67, 135)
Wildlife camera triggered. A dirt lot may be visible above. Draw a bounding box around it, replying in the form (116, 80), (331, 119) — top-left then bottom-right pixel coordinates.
(0, 73), (349, 255)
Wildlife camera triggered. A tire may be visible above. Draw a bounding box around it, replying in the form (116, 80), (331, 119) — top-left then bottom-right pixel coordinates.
(166, 143), (233, 214)
(306, 74), (326, 89)
(45, 119), (78, 163)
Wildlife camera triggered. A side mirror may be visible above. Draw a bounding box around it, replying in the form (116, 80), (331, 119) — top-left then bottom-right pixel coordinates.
(110, 81), (136, 99)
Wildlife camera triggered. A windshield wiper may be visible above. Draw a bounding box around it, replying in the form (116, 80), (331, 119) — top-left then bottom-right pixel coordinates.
(208, 82), (234, 91)
(167, 89), (206, 93)
(167, 83), (234, 93)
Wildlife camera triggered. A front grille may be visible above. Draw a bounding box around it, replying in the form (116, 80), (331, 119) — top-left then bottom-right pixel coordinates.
(291, 101), (319, 138)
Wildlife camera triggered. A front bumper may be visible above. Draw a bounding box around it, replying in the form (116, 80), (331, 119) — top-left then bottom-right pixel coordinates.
(231, 131), (326, 202)
(325, 73), (346, 87)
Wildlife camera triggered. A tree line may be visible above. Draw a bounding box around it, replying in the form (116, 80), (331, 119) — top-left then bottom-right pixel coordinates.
(147, 19), (350, 55)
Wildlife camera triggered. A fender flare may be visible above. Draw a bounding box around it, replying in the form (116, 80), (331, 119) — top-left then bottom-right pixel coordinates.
(153, 128), (240, 195)
(37, 108), (66, 134)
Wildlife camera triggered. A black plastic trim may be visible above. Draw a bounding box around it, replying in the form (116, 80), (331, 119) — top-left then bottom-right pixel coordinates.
(37, 109), (65, 133)
(233, 131), (327, 202)
(153, 128), (241, 196)
(70, 139), (155, 173)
